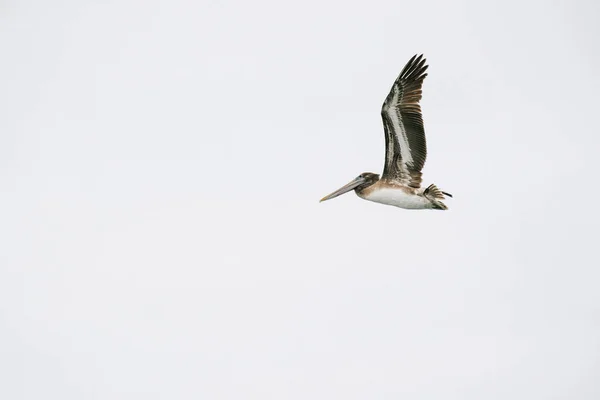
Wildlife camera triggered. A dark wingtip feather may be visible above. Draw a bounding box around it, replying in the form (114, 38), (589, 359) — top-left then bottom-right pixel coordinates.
(400, 54), (428, 81)
(399, 54), (419, 77)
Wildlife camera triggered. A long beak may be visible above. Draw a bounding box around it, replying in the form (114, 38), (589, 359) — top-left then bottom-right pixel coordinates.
(320, 176), (365, 202)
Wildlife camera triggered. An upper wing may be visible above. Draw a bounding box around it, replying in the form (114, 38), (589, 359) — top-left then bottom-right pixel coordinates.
(380, 54), (429, 188)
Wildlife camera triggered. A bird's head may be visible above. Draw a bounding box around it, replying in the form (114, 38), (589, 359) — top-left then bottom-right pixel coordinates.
(320, 172), (379, 202)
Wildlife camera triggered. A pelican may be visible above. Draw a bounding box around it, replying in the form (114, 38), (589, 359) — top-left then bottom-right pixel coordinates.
(320, 54), (452, 210)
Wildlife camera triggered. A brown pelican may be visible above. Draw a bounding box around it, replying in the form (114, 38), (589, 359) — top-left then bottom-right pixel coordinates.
(320, 54), (452, 210)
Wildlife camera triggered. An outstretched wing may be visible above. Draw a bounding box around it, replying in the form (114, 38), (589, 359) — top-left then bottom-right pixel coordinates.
(381, 54), (429, 188)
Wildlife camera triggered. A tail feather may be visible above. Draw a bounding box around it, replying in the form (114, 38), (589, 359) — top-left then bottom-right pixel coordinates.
(424, 184), (450, 200)
(423, 184), (451, 210)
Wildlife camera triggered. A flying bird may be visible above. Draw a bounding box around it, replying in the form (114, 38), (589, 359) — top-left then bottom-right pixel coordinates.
(320, 54), (452, 210)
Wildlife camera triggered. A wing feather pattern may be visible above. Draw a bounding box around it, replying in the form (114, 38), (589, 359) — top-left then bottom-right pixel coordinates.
(381, 54), (429, 188)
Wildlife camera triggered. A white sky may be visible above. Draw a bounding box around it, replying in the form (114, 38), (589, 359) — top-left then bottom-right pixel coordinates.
(1, 0), (600, 398)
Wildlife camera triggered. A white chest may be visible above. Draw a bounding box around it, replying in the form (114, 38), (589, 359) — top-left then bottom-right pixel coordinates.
(359, 188), (431, 209)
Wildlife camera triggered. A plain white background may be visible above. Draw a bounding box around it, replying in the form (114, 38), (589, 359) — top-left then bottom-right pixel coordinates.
(1, 0), (599, 398)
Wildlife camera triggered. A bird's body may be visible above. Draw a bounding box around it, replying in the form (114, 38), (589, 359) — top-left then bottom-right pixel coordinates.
(358, 181), (436, 210)
(320, 54), (452, 210)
